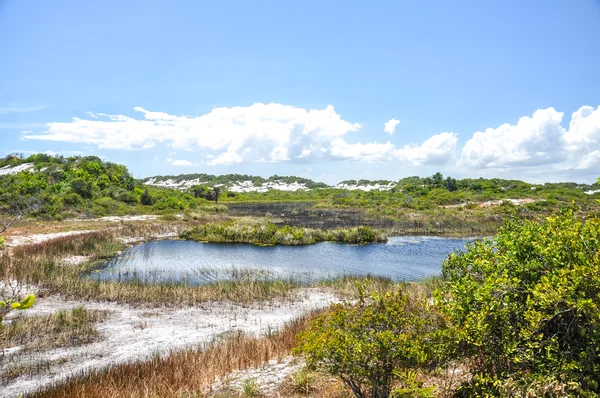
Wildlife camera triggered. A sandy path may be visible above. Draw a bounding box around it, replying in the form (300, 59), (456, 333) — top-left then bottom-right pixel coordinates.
(1, 289), (336, 397)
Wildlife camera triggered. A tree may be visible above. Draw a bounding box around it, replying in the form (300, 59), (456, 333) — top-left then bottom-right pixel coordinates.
(437, 209), (600, 395)
(212, 186), (221, 204)
(295, 290), (444, 398)
(445, 177), (457, 192)
(140, 188), (154, 206)
(431, 172), (444, 188)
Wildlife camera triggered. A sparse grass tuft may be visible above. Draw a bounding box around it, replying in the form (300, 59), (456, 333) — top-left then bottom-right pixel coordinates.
(0, 306), (108, 352)
(241, 377), (260, 397)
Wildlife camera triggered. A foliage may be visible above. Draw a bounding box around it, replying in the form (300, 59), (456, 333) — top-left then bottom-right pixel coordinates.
(0, 154), (212, 219)
(295, 290), (444, 398)
(180, 220), (386, 245)
(437, 209), (600, 395)
(390, 369), (436, 398)
(0, 294), (36, 326)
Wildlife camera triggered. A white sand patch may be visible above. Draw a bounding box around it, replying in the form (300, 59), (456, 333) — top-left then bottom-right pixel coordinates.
(89, 215), (160, 222)
(0, 163), (34, 176)
(0, 289), (337, 397)
(209, 355), (304, 397)
(334, 182), (396, 191)
(4, 230), (95, 247)
(119, 231), (178, 245)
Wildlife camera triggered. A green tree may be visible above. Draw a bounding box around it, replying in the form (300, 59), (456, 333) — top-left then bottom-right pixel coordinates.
(437, 209), (600, 394)
(70, 178), (94, 199)
(140, 188), (154, 206)
(445, 177), (457, 192)
(295, 290), (443, 398)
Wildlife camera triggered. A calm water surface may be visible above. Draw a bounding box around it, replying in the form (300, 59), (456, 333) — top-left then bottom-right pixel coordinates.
(94, 237), (474, 284)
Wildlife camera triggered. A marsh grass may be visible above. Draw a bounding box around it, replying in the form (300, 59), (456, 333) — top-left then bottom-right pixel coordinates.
(0, 306), (107, 352)
(29, 312), (316, 398)
(2, 228), (300, 306)
(318, 274), (443, 301)
(180, 219), (386, 245)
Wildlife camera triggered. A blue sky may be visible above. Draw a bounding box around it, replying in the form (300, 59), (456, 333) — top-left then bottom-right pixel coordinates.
(1, 0), (599, 184)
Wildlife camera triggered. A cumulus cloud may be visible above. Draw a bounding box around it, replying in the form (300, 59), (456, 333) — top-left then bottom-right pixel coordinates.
(384, 118), (400, 135)
(459, 105), (600, 172)
(396, 132), (458, 165)
(24, 104), (455, 166)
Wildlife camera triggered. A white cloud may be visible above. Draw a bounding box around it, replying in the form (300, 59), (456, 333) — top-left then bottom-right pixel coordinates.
(0, 105), (46, 115)
(169, 159), (193, 166)
(396, 132), (458, 165)
(167, 158), (194, 166)
(24, 104), (454, 166)
(459, 105), (600, 172)
(384, 118), (400, 135)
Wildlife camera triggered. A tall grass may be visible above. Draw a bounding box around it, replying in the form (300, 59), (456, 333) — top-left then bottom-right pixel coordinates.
(2, 230), (299, 305)
(28, 312), (316, 398)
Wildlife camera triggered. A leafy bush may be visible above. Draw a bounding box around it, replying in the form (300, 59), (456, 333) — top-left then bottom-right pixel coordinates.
(295, 290), (444, 398)
(438, 209), (600, 394)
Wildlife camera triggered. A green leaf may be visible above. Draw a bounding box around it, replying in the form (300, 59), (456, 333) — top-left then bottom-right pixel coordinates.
(11, 294), (35, 310)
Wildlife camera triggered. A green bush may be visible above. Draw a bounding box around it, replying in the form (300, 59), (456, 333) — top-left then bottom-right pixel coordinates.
(437, 209), (600, 394)
(295, 290), (444, 398)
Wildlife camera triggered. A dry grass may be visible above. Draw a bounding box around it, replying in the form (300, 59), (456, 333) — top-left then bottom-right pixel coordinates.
(2, 228), (299, 306)
(28, 312), (317, 398)
(1, 306), (108, 352)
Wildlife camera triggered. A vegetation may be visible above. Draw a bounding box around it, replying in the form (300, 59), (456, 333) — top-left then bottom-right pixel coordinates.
(0, 153), (218, 219)
(29, 312), (315, 398)
(2, 229), (300, 306)
(144, 172), (329, 189)
(438, 208), (600, 396)
(295, 208), (600, 397)
(0, 294), (36, 326)
(1, 306), (106, 352)
(180, 219), (386, 245)
(295, 289), (444, 398)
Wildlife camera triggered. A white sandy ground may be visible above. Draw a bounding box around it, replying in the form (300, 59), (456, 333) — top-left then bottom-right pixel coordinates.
(0, 289), (337, 397)
(4, 230), (96, 247)
(208, 355), (305, 397)
(5, 223), (179, 247)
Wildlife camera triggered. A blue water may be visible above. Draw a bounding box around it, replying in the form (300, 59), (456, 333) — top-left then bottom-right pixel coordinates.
(93, 237), (473, 284)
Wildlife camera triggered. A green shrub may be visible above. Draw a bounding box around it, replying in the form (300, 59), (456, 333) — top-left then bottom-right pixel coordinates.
(437, 209), (600, 394)
(295, 290), (444, 398)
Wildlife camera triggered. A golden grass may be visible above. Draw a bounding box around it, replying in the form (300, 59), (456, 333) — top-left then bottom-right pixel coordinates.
(29, 312), (316, 398)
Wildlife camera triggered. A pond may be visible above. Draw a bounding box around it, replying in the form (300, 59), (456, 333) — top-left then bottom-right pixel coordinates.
(93, 237), (476, 285)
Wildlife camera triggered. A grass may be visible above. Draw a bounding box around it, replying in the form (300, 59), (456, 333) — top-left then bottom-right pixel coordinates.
(180, 219), (386, 245)
(0, 306), (108, 352)
(2, 229), (300, 306)
(318, 274), (443, 300)
(2, 359), (69, 383)
(241, 378), (260, 397)
(28, 312), (316, 398)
